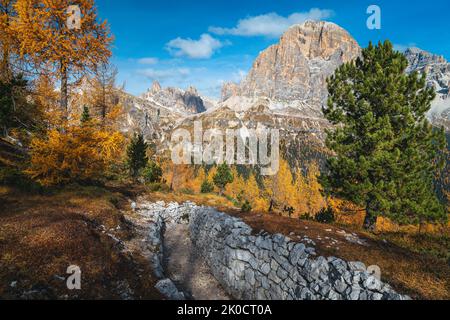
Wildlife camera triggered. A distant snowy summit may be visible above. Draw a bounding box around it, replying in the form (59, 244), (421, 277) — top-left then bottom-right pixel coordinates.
(141, 81), (216, 115)
(405, 47), (450, 130)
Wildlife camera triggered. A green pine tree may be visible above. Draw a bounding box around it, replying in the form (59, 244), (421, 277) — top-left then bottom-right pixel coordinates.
(200, 179), (214, 193)
(80, 105), (91, 123)
(126, 133), (148, 179)
(213, 162), (233, 196)
(321, 40), (447, 231)
(143, 161), (162, 183)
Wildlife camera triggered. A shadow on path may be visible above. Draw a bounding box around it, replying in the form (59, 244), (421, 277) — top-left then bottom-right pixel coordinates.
(163, 224), (230, 300)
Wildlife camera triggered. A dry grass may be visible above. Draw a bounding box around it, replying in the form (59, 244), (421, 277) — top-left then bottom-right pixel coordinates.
(0, 184), (163, 299)
(144, 191), (237, 209)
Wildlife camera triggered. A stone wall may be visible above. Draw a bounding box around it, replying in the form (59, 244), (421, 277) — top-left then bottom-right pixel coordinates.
(136, 200), (409, 300)
(188, 206), (410, 300)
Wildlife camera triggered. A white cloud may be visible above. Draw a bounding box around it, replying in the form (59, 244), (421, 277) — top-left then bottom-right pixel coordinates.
(138, 67), (191, 81)
(208, 8), (334, 38)
(166, 34), (225, 59)
(137, 57), (159, 65)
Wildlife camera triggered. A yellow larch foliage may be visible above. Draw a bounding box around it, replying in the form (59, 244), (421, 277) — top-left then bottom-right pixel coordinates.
(263, 158), (297, 214)
(0, 0), (17, 78)
(294, 170), (309, 216)
(306, 161), (326, 215)
(13, 0), (113, 115)
(33, 74), (61, 127)
(328, 197), (365, 226)
(161, 158), (173, 188)
(245, 173), (259, 201)
(192, 166), (207, 193)
(206, 166), (218, 192)
(26, 122), (124, 186)
(245, 173), (268, 211)
(165, 164), (195, 191)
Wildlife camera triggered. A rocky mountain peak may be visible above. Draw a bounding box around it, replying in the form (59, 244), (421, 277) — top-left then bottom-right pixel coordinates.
(221, 82), (240, 101)
(142, 83), (207, 114)
(186, 85), (198, 95)
(404, 47), (450, 130)
(150, 80), (162, 93)
(280, 20), (360, 61)
(222, 20), (361, 117)
(405, 48), (447, 71)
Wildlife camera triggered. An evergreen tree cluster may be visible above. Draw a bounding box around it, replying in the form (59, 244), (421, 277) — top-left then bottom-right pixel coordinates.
(321, 41), (447, 230)
(213, 162), (234, 195)
(126, 133), (148, 178)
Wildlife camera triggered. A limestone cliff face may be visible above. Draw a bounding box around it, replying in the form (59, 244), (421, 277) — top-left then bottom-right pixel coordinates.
(221, 82), (241, 101)
(142, 81), (207, 114)
(230, 21), (361, 115)
(405, 48), (450, 131)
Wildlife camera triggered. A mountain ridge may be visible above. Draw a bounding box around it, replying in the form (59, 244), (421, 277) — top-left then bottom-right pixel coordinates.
(125, 21), (449, 140)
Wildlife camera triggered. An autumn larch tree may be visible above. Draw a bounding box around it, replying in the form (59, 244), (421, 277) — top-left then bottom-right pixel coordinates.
(13, 0), (112, 118)
(0, 0), (17, 80)
(263, 158), (296, 214)
(321, 41), (447, 231)
(90, 61), (118, 120)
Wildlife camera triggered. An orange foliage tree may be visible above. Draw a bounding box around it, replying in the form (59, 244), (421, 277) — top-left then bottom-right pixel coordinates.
(263, 158), (297, 213)
(0, 0), (17, 79)
(293, 170), (309, 215)
(305, 161), (326, 215)
(13, 0), (112, 116)
(26, 120), (124, 186)
(245, 172), (268, 211)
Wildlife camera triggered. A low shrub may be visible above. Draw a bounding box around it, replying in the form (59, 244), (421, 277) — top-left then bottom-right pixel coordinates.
(180, 188), (194, 195)
(200, 179), (214, 193)
(283, 205), (295, 217)
(299, 213), (313, 221)
(147, 182), (162, 192)
(143, 161), (162, 183)
(241, 200), (252, 213)
(0, 167), (43, 193)
(315, 207), (335, 224)
(108, 195), (120, 208)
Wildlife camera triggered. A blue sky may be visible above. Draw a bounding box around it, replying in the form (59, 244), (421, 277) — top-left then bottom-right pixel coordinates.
(95, 0), (450, 98)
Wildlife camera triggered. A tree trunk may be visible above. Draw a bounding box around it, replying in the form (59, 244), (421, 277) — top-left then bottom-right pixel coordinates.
(60, 62), (68, 119)
(102, 85), (106, 120)
(268, 199), (274, 213)
(363, 206), (378, 232)
(1, 47), (10, 81)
